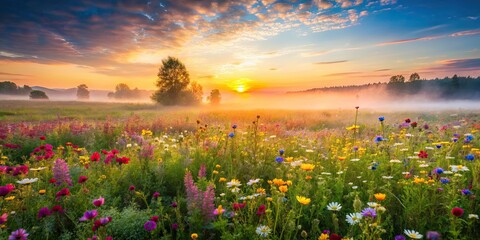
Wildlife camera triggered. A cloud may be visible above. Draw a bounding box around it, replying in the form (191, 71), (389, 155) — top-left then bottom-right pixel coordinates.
(0, 72), (31, 77)
(374, 68), (391, 72)
(302, 47), (361, 57)
(376, 36), (441, 46)
(324, 71), (362, 76)
(314, 60), (348, 64)
(430, 58), (480, 71)
(449, 29), (480, 37)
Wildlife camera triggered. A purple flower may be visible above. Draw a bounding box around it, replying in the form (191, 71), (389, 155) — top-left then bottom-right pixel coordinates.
(80, 210), (98, 221)
(394, 235), (406, 240)
(198, 164), (206, 178)
(461, 189), (472, 195)
(93, 197), (105, 207)
(99, 217), (111, 225)
(361, 208), (377, 218)
(426, 231), (441, 240)
(172, 223), (179, 230)
(144, 220), (157, 231)
(8, 228), (29, 240)
(171, 202), (178, 208)
(153, 192), (160, 198)
(53, 158), (73, 186)
(38, 207), (51, 219)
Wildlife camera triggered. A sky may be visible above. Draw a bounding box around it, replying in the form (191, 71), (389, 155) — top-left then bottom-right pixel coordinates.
(0, 0), (479, 94)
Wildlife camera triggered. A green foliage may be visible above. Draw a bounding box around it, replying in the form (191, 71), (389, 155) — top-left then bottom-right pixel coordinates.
(0, 81), (31, 95)
(29, 90), (49, 99)
(104, 206), (151, 239)
(76, 84), (89, 100)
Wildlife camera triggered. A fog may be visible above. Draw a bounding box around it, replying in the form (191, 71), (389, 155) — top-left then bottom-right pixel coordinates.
(1, 85), (479, 111)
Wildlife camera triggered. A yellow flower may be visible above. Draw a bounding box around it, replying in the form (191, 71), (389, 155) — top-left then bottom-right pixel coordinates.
(346, 125), (360, 131)
(142, 129), (153, 136)
(272, 178), (285, 186)
(212, 170), (219, 175)
(285, 157), (294, 162)
(39, 189), (46, 195)
(279, 185), (288, 193)
(374, 193), (386, 201)
(419, 170), (427, 174)
(215, 164), (221, 169)
(256, 188), (266, 194)
(5, 196), (15, 201)
(266, 197), (273, 202)
(413, 177), (425, 184)
(338, 156), (346, 161)
(300, 163), (315, 171)
(319, 233), (329, 240)
(296, 196), (311, 205)
(219, 177), (227, 182)
(191, 233), (198, 239)
(286, 180), (293, 186)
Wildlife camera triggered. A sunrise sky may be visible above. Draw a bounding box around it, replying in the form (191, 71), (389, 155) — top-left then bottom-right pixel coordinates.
(1, 0), (479, 94)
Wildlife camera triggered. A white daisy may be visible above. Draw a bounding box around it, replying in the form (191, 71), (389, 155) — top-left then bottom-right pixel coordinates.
(256, 225), (271, 237)
(367, 202), (379, 208)
(404, 229), (423, 239)
(327, 202), (342, 211)
(16, 178), (39, 185)
(247, 178), (260, 186)
(390, 159), (402, 163)
(468, 214), (479, 219)
(30, 167), (47, 171)
(346, 212), (362, 225)
(226, 179), (242, 188)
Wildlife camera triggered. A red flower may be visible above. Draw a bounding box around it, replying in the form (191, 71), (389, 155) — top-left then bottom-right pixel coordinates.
(52, 205), (63, 213)
(451, 207), (464, 217)
(330, 234), (342, 240)
(49, 178), (57, 184)
(150, 215), (159, 222)
(256, 204), (266, 216)
(90, 152), (101, 162)
(405, 118), (411, 123)
(78, 176), (88, 184)
(233, 202), (247, 210)
(40, 136), (46, 140)
(418, 151), (428, 159)
(410, 122), (418, 128)
(56, 188), (71, 200)
(116, 156), (130, 165)
(129, 185), (135, 191)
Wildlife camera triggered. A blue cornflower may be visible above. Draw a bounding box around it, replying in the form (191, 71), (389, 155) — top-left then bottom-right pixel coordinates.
(275, 156), (284, 163)
(440, 178), (450, 184)
(228, 132), (235, 138)
(461, 189), (472, 195)
(435, 167), (444, 174)
(379, 116), (385, 122)
(465, 154), (474, 161)
(374, 136), (384, 143)
(279, 149), (285, 155)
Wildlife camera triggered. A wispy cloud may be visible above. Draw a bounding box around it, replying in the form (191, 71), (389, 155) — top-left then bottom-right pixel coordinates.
(376, 36), (441, 46)
(0, 72), (31, 77)
(314, 60), (348, 64)
(302, 47), (361, 57)
(324, 71), (362, 76)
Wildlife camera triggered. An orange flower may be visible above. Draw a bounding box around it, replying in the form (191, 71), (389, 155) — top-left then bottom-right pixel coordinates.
(374, 193), (386, 201)
(300, 163), (315, 171)
(279, 185), (288, 193)
(305, 175), (312, 180)
(338, 156), (346, 161)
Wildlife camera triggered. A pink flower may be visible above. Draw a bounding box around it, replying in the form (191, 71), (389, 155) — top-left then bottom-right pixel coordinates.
(78, 176), (88, 184)
(79, 210), (98, 221)
(93, 197), (105, 207)
(55, 188), (70, 201)
(129, 185), (135, 191)
(0, 213), (8, 224)
(38, 207), (51, 219)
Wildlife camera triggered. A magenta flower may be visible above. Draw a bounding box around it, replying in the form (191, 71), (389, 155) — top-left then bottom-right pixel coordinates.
(0, 213), (8, 224)
(93, 197), (105, 207)
(79, 210), (98, 221)
(38, 207), (51, 219)
(144, 220), (157, 231)
(153, 192), (160, 198)
(78, 176), (88, 184)
(8, 228), (29, 240)
(129, 185), (135, 191)
(53, 158), (73, 186)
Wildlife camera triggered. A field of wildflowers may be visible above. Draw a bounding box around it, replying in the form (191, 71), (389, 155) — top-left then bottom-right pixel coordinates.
(0, 102), (479, 239)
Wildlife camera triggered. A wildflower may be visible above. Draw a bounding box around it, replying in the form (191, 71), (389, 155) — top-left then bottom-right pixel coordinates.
(228, 132), (234, 138)
(327, 202), (342, 211)
(226, 179), (241, 188)
(319, 233), (329, 240)
(257, 188), (266, 194)
(191, 233), (198, 239)
(38, 207), (51, 219)
(129, 185), (135, 191)
(465, 154), (474, 161)
(297, 196), (311, 205)
(0, 213), (7, 224)
(170, 202), (177, 208)
(461, 189), (472, 195)
(374, 193), (386, 201)
(55, 188), (70, 200)
(395, 235), (406, 240)
(278, 185), (288, 193)
(346, 125), (360, 131)
(451, 207), (464, 217)
(275, 156), (284, 163)
(93, 197), (105, 207)
(219, 177), (227, 182)
(257, 204), (266, 216)
(256, 225), (272, 237)
(374, 136), (384, 143)
(346, 212), (362, 225)
(144, 220), (157, 231)
(361, 208), (377, 218)
(78, 176), (88, 184)
(0, 184), (14, 197)
(279, 149), (285, 155)
(213, 205), (225, 215)
(233, 202), (246, 210)
(80, 210), (98, 221)
(300, 163), (315, 171)
(16, 178), (38, 185)
(232, 124), (237, 129)
(53, 158), (73, 186)
(434, 167), (444, 174)
(171, 223), (179, 230)
(153, 192), (160, 198)
(198, 164), (206, 178)
(247, 178), (260, 185)
(468, 214), (479, 219)
(5, 196), (15, 201)
(90, 152), (101, 162)
(379, 116), (385, 121)
(404, 229), (423, 239)
(426, 231), (441, 240)
(8, 228), (29, 240)
(418, 151), (428, 159)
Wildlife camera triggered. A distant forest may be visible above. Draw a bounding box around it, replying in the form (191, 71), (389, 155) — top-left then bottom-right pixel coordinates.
(290, 74), (480, 99)
(0, 81), (32, 95)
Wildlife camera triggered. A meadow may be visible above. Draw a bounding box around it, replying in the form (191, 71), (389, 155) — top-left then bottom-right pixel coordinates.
(0, 100), (478, 240)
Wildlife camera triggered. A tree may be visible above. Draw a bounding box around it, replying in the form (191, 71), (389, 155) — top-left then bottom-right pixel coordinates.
(76, 84), (90, 100)
(408, 73), (420, 82)
(152, 56), (195, 106)
(207, 89), (221, 105)
(388, 75), (405, 84)
(29, 90), (48, 100)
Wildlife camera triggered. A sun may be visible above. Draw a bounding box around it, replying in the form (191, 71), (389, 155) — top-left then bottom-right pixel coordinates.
(236, 85), (246, 93)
